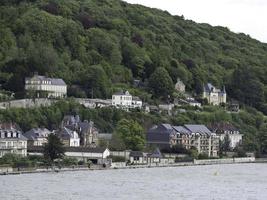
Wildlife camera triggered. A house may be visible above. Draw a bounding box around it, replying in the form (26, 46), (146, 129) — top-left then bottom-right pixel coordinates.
(0, 123), (27, 158)
(147, 124), (219, 157)
(55, 127), (80, 147)
(203, 83), (226, 105)
(25, 72), (67, 98)
(112, 90), (142, 110)
(64, 147), (110, 164)
(209, 122), (243, 149)
(129, 151), (147, 164)
(147, 148), (163, 164)
(175, 78), (185, 93)
(61, 115), (98, 147)
(186, 98), (201, 107)
(24, 128), (51, 147)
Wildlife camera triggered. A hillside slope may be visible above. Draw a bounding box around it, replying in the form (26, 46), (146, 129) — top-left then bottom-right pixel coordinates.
(1, 0), (267, 110)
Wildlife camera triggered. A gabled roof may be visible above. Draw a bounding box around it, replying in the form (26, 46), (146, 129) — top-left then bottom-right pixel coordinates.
(184, 124), (212, 135)
(208, 122), (239, 133)
(26, 75), (66, 86)
(173, 126), (191, 135)
(57, 127), (78, 139)
(113, 90), (131, 96)
(24, 128), (51, 140)
(148, 148), (163, 158)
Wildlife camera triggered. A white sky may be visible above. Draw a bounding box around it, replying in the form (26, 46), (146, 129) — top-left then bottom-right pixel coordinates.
(124, 0), (267, 43)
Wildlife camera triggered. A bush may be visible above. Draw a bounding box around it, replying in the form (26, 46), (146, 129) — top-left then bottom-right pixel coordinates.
(108, 155), (126, 162)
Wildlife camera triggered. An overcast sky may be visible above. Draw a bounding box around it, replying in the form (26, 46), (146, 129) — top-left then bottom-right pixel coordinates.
(124, 0), (267, 43)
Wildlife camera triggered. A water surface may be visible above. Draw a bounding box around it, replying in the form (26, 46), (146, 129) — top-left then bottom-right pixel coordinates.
(1, 163), (267, 200)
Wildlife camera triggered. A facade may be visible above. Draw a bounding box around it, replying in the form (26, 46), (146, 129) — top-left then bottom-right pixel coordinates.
(0, 123), (27, 158)
(61, 115), (98, 147)
(186, 98), (201, 107)
(147, 124), (219, 157)
(203, 83), (226, 105)
(129, 151), (147, 164)
(56, 127), (80, 147)
(175, 78), (185, 93)
(24, 128), (51, 147)
(112, 91), (142, 110)
(25, 73), (67, 98)
(209, 122), (243, 149)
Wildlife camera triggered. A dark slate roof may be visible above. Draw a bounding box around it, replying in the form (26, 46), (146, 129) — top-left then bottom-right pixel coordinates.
(203, 83), (226, 94)
(148, 148), (163, 158)
(24, 128), (51, 140)
(208, 122), (239, 133)
(184, 124), (212, 135)
(173, 126), (191, 135)
(129, 151), (144, 157)
(57, 127), (77, 139)
(26, 75), (66, 86)
(113, 90), (131, 96)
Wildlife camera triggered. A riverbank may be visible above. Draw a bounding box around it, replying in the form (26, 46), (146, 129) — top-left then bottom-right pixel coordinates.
(1, 157), (264, 176)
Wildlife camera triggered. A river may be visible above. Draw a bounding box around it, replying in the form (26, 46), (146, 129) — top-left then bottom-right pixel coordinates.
(1, 163), (267, 200)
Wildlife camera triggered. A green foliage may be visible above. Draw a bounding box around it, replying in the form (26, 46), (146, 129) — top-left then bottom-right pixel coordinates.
(108, 155), (126, 162)
(148, 67), (174, 99)
(44, 134), (65, 163)
(114, 119), (145, 151)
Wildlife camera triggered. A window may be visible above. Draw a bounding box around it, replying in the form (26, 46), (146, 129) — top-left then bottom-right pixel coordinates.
(134, 157), (139, 161)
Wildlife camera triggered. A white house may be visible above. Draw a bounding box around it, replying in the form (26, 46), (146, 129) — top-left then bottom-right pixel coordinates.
(24, 128), (51, 147)
(25, 73), (67, 98)
(209, 122), (243, 149)
(203, 83), (226, 105)
(0, 123), (27, 158)
(112, 91), (142, 110)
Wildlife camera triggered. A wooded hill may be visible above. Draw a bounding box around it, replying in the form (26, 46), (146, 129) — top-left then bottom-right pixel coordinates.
(1, 0), (267, 111)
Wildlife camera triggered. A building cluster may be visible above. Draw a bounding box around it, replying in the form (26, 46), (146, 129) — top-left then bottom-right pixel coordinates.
(0, 115), (112, 163)
(147, 122), (242, 157)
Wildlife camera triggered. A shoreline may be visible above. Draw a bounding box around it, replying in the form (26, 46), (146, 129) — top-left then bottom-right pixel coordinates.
(1, 158), (265, 176)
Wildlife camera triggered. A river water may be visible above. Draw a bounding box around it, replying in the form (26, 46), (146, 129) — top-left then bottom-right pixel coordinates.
(1, 163), (267, 200)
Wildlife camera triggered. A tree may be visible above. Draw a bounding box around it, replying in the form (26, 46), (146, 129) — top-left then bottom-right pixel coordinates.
(148, 67), (174, 99)
(219, 134), (231, 154)
(43, 134), (65, 164)
(114, 119), (145, 151)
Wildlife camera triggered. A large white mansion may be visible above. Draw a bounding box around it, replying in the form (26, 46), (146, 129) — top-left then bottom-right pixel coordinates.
(25, 73), (67, 98)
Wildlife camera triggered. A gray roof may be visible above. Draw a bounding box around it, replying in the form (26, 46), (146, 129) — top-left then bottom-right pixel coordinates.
(57, 127), (77, 139)
(172, 126), (191, 135)
(148, 148), (163, 158)
(24, 128), (51, 140)
(204, 83), (225, 94)
(113, 90), (131, 96)
(184, 124), (212, 135)
(98, 133), (112, 140)
(26, 75), (66, 86)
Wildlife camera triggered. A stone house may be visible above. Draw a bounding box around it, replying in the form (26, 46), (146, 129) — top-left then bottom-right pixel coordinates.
(175, 78), (185, 93)
(55, 127), (80, 147)
(0, 123), (27, 158)
(61, 115), (98, 147)
(24, 128), (51, 147)
(25, 73), (67, 98)
(203, 83), (226, 105)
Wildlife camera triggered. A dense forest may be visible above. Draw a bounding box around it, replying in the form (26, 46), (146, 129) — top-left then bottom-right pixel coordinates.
(1, 0), (267, 154)
(1, 0), (267, 108)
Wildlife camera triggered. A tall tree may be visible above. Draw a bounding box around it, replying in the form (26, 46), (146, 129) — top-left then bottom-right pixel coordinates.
(148, 67), (174, 99)
(43, 134), (65, 164)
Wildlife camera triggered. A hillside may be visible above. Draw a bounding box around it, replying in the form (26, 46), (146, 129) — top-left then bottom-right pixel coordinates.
(1, 0), (267, 110)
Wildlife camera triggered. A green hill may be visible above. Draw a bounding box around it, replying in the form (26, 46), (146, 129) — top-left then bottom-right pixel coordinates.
(1, 0), (267, 111)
